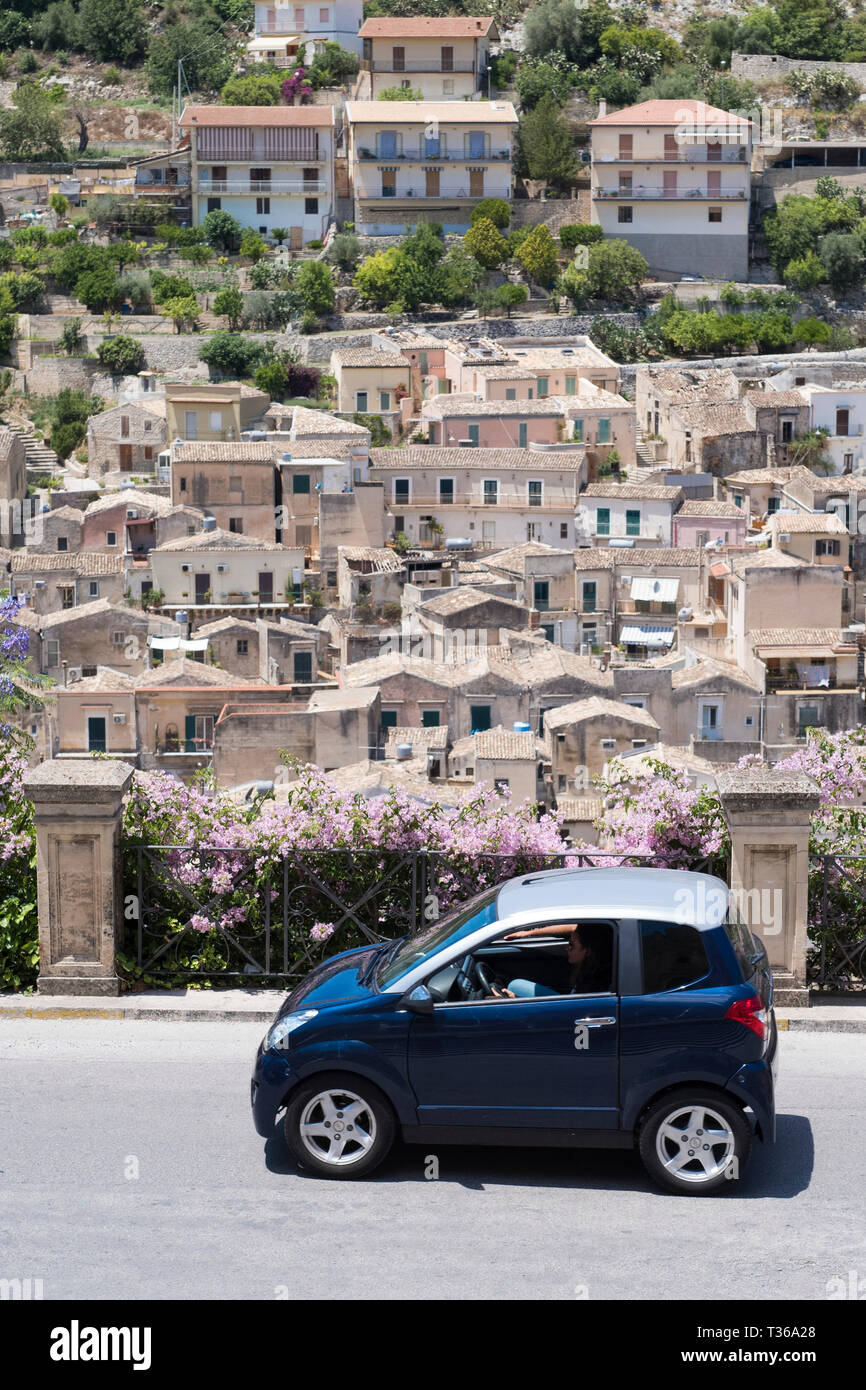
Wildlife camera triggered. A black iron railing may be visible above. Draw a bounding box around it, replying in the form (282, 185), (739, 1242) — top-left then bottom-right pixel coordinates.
(808, 852), (866, 991)
(121, 845), (692, 984)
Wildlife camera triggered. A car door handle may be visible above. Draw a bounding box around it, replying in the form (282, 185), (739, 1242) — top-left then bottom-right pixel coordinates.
(573, 1016), (616, 1028)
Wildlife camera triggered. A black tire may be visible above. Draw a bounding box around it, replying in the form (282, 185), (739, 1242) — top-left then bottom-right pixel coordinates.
(638, 1089), (752, 1196)
(283, 1071), (396, 1179)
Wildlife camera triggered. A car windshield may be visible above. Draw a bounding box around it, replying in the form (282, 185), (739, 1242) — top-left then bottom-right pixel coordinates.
(378, 887), (499, 989)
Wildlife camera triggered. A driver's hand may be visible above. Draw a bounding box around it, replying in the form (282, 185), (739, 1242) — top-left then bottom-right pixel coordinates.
(491, 985), (516, 999)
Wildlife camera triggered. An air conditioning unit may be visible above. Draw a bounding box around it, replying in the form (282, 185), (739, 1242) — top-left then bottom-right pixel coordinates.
(181, 564), (191, 572)
(113, 713), (127, 724)
(217, 564), (228, 573)
(33, 579), (46, 589)
(127, 509), (138, 519)
(67, 667), (82, 683)
(779, 533), (791, 543)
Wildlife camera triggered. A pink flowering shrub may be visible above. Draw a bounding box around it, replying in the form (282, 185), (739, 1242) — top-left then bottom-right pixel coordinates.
(280, 67), (314, 105)
(120, 762), (567, 985)
(0, 596), (41, 991)
(591, 756), (729, 872)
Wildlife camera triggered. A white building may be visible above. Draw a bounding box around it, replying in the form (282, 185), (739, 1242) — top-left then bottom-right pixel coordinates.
(179, 104), (335, 247)
(248, 0), (365, 62)
(800, 383), (866, 475)
(367, 445), (586, 551)
(358, 17), (496, 101)
(577, 482), (684, 547)
(589, 98), (752, 281)
(346, 99), (517, 235)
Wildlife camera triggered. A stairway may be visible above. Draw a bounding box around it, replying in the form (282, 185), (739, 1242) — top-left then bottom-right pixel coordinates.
(10, 424), (60, 473)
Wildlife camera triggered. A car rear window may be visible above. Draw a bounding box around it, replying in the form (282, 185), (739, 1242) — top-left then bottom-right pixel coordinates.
(724, 904), (760, 981)
(640, 920), (710, 994)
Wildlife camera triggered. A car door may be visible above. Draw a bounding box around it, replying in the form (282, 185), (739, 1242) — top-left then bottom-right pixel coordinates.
(407, 942), (619, 1131)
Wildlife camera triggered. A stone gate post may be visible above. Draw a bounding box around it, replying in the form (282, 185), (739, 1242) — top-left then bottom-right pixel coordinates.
(716, 769), (820, 1007)
(23, 760), (135, 996)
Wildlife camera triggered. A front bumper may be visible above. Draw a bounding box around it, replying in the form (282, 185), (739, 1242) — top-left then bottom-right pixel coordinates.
(251, 1043), (296, 1137)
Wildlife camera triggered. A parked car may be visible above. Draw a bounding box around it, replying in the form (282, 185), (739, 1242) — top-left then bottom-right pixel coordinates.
(251, 867), (777, 1194)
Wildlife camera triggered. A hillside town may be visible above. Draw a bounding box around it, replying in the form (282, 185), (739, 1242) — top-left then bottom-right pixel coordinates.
(0, 1), (866, 817)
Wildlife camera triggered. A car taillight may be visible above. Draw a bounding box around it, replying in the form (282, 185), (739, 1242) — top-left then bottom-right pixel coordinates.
(726, 995), (767, 1041)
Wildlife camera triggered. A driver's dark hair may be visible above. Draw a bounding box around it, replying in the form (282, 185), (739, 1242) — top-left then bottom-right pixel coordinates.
(572, 922), (613, 989)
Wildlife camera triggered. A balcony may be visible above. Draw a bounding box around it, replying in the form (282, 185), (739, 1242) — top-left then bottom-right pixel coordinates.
(387, 492), (577, 511)
(198, 179), (326, 195)
(367, 59), (476, 73)
(595, 148), (747, 164)
(594, 185), (747, 200)
(357, 148), (511, 162)
(765, 669), (844, 691)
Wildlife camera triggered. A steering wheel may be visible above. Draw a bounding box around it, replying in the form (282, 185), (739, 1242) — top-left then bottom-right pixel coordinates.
(475, 960), (497, 996)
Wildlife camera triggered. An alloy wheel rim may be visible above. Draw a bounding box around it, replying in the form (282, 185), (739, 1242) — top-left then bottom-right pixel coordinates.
(299, 1088), (377, 1166)
(655, 1104), (736, 1184)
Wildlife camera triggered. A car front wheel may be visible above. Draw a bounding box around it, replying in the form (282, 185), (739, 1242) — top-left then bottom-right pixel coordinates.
(638, 1091), (752, 1196)
(284, 1073), (396, 1179)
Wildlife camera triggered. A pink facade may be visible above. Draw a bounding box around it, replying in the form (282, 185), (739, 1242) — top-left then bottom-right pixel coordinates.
(424, 412), (563, 448)
(673, 512), (747, 548)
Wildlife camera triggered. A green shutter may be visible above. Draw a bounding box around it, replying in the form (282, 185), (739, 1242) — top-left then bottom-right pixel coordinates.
(184, 715), (197, 752)
(596, 507), (610, 535)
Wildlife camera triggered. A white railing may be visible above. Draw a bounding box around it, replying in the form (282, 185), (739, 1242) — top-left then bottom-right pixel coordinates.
(199, 180), (327, 195)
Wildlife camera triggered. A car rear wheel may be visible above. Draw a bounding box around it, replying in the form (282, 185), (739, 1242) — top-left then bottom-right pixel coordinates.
(638, 1091), (752, 1196)
(284, 1073), (396, 1179)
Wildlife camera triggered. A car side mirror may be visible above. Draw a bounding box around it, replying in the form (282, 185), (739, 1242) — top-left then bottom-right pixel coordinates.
(399, 984), (434, 1015)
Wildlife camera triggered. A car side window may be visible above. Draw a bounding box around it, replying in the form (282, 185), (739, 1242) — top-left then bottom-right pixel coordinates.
(640, 920), (710, 994)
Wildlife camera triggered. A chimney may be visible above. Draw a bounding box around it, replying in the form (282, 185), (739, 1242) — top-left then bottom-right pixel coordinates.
(597, 98), (607, 118)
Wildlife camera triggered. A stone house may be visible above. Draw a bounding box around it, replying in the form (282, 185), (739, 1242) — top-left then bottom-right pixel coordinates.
(85, 400), (167, 482)
(37, 599), (179, 682)
(26, 505), (85, 556)
(9, 551), (127, 616)
(212, 687), (381, 788)
(339, 650), (526, 737)
(0, 428), (28, 547)
(170, 440), (278, 541)
(544, 696), (661, 791)
(330, 348), (412, 417)
(193, 614), (323, 685)
(767, 510), (851, 567)
(447, 725), (544, 803)
(414, 585), (533, 661)
(149, 525), (306, 610)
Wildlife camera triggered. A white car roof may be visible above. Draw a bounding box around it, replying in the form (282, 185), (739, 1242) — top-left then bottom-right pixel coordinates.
(495, 867), (728, 930)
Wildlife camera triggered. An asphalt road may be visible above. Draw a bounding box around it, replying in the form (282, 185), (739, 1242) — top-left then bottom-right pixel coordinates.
(0, 1020), (863, 1301)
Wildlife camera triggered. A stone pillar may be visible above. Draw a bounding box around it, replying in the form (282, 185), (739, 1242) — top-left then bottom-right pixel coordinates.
(716, 769), (820, 1008)
(23, 760), (135, 996)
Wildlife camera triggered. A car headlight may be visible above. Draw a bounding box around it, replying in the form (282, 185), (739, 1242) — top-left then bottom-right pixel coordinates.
(267, 1009), (318, 1052)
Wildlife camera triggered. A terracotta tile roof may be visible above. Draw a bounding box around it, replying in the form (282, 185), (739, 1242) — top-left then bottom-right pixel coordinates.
(135, 658), (261, 688)
(60, 669), (136, 692)
(744, 389), (807, 408)
(485, 541), (562, 574)
(723, 466), (801, 487)
(11, 551), (124, 575)
(170, 441), (275, 464)
(153, 527), (289, 553)
(555, 796), (603, 820)
(331, 349), (411, 369)
(768, 510), (848, 534)
(590, 99), (751, 127)
(750, 628), (856, 649)
(583, 482), (682, 501)
(384, 724), (449, 755)
(339, 546), (405, 572)
(359, 17), (495, 37)
(84, 489), (176, 518)
(291, 406), (370, 437)
(544, 696), (660, 729)
(675, 402), (753, 435)
(730, 549), (806, 576)
(638, 367), (739, 404)
(180, 104), (333, 127)
(671, 656), (760, 690)
(420, 585), (525, 618)
(676, 500), (745, 518)
(421, 396), (569, 418)
(475, 726), (539, 761)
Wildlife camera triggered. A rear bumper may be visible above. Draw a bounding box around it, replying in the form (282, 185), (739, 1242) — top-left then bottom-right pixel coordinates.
(251, 1045), (296, 1137)
(726, 1054), (775, 1143)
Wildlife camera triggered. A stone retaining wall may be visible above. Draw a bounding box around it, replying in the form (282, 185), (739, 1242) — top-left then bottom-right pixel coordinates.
(731, 51), (866, 88)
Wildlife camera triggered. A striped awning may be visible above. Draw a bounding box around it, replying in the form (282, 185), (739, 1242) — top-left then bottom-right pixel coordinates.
(620, 625), (674, 648)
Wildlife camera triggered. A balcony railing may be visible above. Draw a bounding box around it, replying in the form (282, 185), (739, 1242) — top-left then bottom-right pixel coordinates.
(363, 186), (496, 201)
(765, 671), (844, 691)
(388, 492), (577, 510)
(357, 148), (510, 162)
(199, 179), (326, 194)
(368, 59), (476, 73)
(595, 148), (747, 164)
(594, 186), (747, 200)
